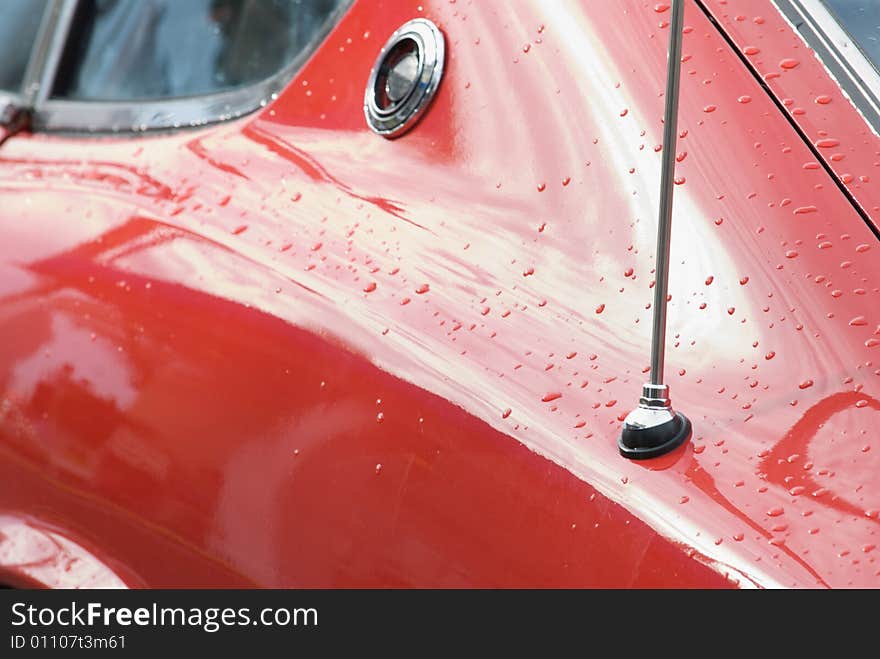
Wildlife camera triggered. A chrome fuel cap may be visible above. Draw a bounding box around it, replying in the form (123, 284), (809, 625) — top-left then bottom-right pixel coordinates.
(364, 19), (445, 138)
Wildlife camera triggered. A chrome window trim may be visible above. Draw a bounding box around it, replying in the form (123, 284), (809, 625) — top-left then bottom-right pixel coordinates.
(2, 0), (353, 135)
(0, 92), (24, 124)
(0, 0), (63, 103)
(773, 0), (880, 133)
(22, 0), (78, 106)
(34, 55), (295, 134)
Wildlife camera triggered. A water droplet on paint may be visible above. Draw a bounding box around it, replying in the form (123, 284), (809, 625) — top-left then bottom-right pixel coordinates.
(794, 206), (817, 215)
(815, 138), (839, 149)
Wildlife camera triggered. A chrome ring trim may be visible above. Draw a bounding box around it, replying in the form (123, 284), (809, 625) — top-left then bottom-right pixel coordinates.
(364, 18), (444, 138)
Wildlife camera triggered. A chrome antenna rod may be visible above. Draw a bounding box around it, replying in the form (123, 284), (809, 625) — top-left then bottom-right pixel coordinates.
(619, 0), (692, 459)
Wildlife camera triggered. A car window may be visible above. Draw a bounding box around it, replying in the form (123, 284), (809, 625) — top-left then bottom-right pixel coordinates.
(0, 0), (49, 93)
(51, 0), (345, 101)
(821, 1), (880, 72)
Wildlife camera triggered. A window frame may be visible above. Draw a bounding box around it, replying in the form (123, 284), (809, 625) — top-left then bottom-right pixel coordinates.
(773, 0), (880, 134)
(0, 0), (60, 116)
(3, 0), (352, 134)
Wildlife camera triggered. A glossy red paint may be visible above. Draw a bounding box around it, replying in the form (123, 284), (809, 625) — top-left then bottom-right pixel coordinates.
(703, 0), (880, 227)
(0, 0), (878, 587)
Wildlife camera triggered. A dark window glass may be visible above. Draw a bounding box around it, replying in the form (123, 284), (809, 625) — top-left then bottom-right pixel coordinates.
(0, 0), (49, 92)
(52, 0), (345, 101)
(821, 1), (880, 71)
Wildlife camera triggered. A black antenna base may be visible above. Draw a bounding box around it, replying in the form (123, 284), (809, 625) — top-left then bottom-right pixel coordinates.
(618, 384), (692, 460)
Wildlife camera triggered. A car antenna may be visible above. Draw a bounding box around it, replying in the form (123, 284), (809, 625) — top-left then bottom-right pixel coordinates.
(618, 0), (692, 459)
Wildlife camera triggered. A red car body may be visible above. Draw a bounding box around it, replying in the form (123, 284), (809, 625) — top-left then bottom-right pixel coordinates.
(0, 0), (878, 588)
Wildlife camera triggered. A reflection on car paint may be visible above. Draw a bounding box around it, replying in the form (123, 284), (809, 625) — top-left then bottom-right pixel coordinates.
(0, 0), (878, 587)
